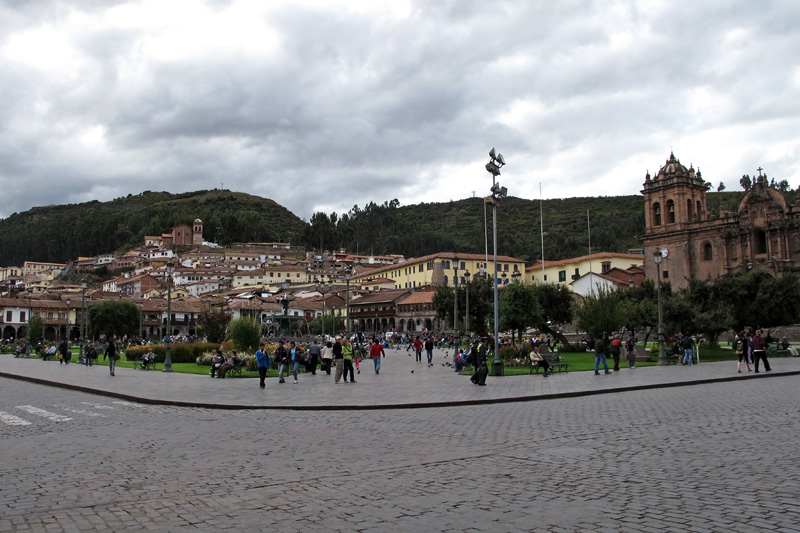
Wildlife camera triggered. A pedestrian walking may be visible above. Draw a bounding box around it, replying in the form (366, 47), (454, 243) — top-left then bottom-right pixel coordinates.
(59, 339), (70, 365)
(255, 343), (270, 389)
(333, 337), (344, 384)
(735, 331), (751, 373)
(625, 334), (636, 368)
(342, 339), (356, 383)
(104, 339), (118, 376)
(751, 329), (771, 373)
(424, 335), (434, 366)
(681, 334), (695, 366)
(275, 340), (289, 383)
(413, 336), (423, 364)
(289, 341), (303, 384)
(594, 337), (611, 375)
(369, 338), (385, 374)
(306, 339), (321, 375)
(610, 334), (622, 371)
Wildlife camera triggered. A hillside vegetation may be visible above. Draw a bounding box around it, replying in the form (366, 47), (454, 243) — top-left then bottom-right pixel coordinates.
(0, 189), (762, 266)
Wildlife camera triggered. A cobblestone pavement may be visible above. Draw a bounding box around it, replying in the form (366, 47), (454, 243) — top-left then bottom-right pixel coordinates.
(1, 372), (799, 531)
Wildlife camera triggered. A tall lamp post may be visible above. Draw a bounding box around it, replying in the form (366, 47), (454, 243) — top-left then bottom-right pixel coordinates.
(345, 269), (352, 336)
(26, 288), (33, 357)
(653, 250), (668, 365)
(65, 298), (71, 349)
(464, 270), (471, 340)
(163, 261), (175, 372)
(452, 255), (459, 337)
(316, 282), (333, 340)
(485, 148), (508, 373)
(78, 279), (87, 364)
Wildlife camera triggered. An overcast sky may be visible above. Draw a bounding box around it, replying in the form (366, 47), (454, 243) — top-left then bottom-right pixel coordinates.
(2, 0), (799, 222)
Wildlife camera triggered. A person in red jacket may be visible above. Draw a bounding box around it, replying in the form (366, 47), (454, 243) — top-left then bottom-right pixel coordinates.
(412, 336), (423, 364)
(369, 338), (385, 374)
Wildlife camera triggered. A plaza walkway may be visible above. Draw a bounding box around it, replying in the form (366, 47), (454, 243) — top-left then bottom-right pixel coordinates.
(2, 348), (799, 410)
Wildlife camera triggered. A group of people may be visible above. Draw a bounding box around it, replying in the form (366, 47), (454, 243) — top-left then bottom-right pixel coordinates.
(241, 336), (387, 388)
(593, 334), (637, 374)
(735, 329), (772, 373)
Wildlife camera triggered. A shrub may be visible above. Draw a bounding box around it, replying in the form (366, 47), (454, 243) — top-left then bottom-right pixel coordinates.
(126, 342), (220, 364)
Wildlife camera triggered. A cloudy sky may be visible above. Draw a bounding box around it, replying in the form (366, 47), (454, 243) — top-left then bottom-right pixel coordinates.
(1, 0), (799, 222)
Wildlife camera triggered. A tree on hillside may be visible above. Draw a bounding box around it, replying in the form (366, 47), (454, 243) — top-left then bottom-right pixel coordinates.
(717, 182), (726, 192)
(499, 282), (541, 345)
(739, 175), (752, 190)
(87, 300), (140, 339)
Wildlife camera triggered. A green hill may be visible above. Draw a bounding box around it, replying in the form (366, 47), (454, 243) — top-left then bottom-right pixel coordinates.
(0, 189), (762, 267)
(0, 190), (307, 266)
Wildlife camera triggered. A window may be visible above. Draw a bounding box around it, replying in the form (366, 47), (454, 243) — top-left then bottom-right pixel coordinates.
(667, 200), (675, 223)
(601, 261), (611, 273)
(504, 264), (509, 272)
(21, 311), (26, 322)
(5, 311), (11, 322)
(662, 270), (669, 279)
(703, 242), (713, 261)
(687, 199), (693, 220)
(544, 275), (548, 281)
(653, 203), (662, 226)
(697, 200), (702, 218)
(754, 230), (767, 254)
(558, 270), (566, 282)
(574, 267), (580, 277)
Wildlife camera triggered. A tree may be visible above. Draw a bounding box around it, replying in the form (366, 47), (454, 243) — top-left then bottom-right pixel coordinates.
(87, 300), (141, 339)
(717, 182), (726, 192)
(739, 174), (752, 190)
(617, 279), (661, 344)
(196, 306), (231, 344)
(226, 317), (261, 353)
(498, 282), (541, 345)
(715, 271), (800, 333)
(530, 283), (573, 346)
(573, 287), (624, 345)
(28, 313), (44, 346)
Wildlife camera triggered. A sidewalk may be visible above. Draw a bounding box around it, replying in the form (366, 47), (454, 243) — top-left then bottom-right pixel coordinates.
(2, 350), (799, 410)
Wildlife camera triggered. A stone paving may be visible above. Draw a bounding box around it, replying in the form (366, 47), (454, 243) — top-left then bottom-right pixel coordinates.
(2, 349), (799, 409)
(1, 353), (800, 531)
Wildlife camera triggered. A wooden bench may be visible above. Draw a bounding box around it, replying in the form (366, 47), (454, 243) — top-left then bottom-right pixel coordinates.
(530, 353), (568, 374)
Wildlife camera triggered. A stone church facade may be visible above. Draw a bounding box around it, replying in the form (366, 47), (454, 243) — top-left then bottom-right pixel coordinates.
(642, 152), (800, 290)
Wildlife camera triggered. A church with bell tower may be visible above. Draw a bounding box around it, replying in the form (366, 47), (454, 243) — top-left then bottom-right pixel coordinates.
(642, 152), (800, 289)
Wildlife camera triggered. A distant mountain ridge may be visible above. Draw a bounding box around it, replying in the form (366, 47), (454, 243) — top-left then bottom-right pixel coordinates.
(0, 189), (751, 267)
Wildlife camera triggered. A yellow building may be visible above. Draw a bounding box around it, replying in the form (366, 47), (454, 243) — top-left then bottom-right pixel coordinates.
(355, 252), (527, 289)
(526, 252), (644, 287)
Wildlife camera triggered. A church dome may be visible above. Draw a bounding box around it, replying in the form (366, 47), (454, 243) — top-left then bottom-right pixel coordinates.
(654, 152), (696, 181)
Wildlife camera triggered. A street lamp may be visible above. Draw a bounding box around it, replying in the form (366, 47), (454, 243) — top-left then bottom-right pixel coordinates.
(316, 282), (333, 340)
(654, 250), (668, 366)
(345, 269), (352, 336)
(65, 298), (71, 348)
(163, 261), (175, 372)
(78, 279), (87, 364)
(512, 270), (521, 284)
(453, 255), (459, 336)
(464, 270), (471, 340)
(25, 288), (33, 357)
(485, 148), (508, 373)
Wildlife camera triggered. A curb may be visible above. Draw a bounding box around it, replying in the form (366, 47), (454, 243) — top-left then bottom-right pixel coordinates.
(3, 370), (799, 411)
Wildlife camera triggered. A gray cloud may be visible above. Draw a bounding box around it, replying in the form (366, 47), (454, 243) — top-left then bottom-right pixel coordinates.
(0, 0), (798, 227)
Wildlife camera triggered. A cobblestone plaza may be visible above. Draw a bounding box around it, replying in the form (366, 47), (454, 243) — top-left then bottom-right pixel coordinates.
(2, 353), (799, 531)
